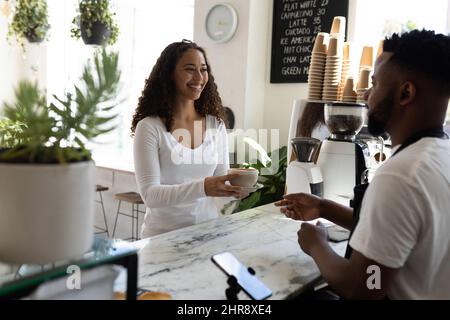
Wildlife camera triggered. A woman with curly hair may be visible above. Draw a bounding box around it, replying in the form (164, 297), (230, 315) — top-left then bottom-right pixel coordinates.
(132, 40), (248, 238)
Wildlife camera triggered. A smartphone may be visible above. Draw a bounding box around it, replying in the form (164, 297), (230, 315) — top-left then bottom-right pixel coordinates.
(211, 252), (272, 300)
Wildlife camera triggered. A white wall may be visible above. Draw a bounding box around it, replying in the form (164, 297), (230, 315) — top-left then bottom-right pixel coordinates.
(0, 20), (47, 112)
(21, 43), (47, 91)
(0, 17), (22, 109)
(261, 0), (306, 148)
(447, 0), (450, 33)
(194, 0), (252, 130)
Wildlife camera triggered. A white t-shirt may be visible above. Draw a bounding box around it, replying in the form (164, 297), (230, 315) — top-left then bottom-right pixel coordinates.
(133, 115), (229, 237)
(349, 137), (450, 299)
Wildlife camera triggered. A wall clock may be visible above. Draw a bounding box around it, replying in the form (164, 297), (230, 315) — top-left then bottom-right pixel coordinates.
(205, 3), (238, 43)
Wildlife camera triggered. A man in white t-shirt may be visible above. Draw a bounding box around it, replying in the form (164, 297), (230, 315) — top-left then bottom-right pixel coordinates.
(276, 29), (450, 299)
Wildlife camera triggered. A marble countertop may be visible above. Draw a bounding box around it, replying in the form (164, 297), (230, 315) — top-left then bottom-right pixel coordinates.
(134, 203), (347, 300)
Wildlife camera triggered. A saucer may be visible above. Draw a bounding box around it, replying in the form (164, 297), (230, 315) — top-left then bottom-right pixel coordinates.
(241, 183), (264, 192)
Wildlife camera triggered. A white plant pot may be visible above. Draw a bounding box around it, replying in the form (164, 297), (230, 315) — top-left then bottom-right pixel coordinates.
(0, 161), (95, 265)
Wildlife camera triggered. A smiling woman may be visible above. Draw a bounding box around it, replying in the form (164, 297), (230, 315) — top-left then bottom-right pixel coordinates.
(131, 40), (250, 238)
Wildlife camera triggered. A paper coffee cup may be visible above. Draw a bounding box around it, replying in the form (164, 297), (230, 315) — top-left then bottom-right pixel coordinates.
(360, 46), (374, 68)
(330, 16), (346, 38)
(327, 36), (343, 57)
(312, 32), (329, 54)
(376, 40), (384, 58)
(343, 77), (356, 97)
(357, 68), (371, 89)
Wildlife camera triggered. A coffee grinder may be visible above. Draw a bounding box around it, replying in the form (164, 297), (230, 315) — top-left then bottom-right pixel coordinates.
(286, 137), (323, 196)
(355, 125), (390, 183)
(317, 102), (367, 206)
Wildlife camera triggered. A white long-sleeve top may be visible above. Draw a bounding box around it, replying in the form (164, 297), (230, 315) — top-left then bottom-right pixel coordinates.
(133, 115), (229, 237)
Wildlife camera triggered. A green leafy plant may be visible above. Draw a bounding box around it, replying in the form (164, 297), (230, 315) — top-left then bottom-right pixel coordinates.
(70, 0), (119, 46)
(222, 143), (287, 214)
(0, 48), (121, 164)
(7, 0), (50, 49)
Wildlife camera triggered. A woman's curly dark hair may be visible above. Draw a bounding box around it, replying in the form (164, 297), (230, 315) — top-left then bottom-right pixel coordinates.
(131, 40), (226, 135)
(298, 101), (325, 137)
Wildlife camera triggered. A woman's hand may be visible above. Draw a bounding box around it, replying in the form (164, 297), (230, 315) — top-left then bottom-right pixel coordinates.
(204, 174), (249, 198)
(274, 192), (322, 221)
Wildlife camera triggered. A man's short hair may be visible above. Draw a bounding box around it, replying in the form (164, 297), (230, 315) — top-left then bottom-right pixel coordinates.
(383, 29), (450, 94)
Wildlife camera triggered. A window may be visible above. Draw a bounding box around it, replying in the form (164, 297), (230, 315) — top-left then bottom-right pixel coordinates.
(351, 0), (450, 126)
(46, 0), (194, 166)
(352, 0), (449, 42)
(348, 0), (449, 75)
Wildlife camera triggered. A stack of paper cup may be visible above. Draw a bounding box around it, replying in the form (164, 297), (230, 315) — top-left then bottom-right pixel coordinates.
(307, 32), (329, 101)
(322, 35), (343, 102)
(338, 42), (352, 100)
(342, 76), (357, 103)
(356, 67), (371, 103)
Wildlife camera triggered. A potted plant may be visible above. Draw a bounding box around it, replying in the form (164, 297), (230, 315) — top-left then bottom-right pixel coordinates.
(7, 0), (50, 49)
(222, 141), (287, 214)
(0, 49), (121, 264)
(70, 0), (119, 46)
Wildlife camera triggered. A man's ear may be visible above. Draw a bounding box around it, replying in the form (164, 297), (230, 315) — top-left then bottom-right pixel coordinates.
(398, 81), (416, 106)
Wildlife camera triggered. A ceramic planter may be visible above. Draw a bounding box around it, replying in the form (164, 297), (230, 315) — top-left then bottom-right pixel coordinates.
(24, 25), (49, 43)
(0, 161), (95, 264)
(81, 21), (111, 45)
(25, 32), (44, 43)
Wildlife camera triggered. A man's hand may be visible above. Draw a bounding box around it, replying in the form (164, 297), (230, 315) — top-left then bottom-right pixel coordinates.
(297, 221), (328, 255)
(275, 192), (322, 221)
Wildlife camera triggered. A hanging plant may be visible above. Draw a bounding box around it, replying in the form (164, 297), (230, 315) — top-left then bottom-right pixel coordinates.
(7, 0), (50, 49)
(70, 0), (119, 46)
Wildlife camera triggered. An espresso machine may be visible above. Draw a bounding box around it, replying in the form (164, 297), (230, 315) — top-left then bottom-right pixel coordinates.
(286, 137), (323, 196)
(316, 102), (368, 206)
(286, 100), (385, 206)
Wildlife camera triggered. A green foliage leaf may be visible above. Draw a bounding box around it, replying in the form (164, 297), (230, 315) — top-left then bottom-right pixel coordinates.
(238, 191), (261, 211)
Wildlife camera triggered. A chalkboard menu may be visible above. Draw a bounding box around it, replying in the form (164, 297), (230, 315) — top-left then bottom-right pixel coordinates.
(270, 0), (349, 83)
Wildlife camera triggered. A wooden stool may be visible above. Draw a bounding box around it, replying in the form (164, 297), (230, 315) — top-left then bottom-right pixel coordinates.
(95, 184), (109, 236)
(112, 192), (145, 241)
